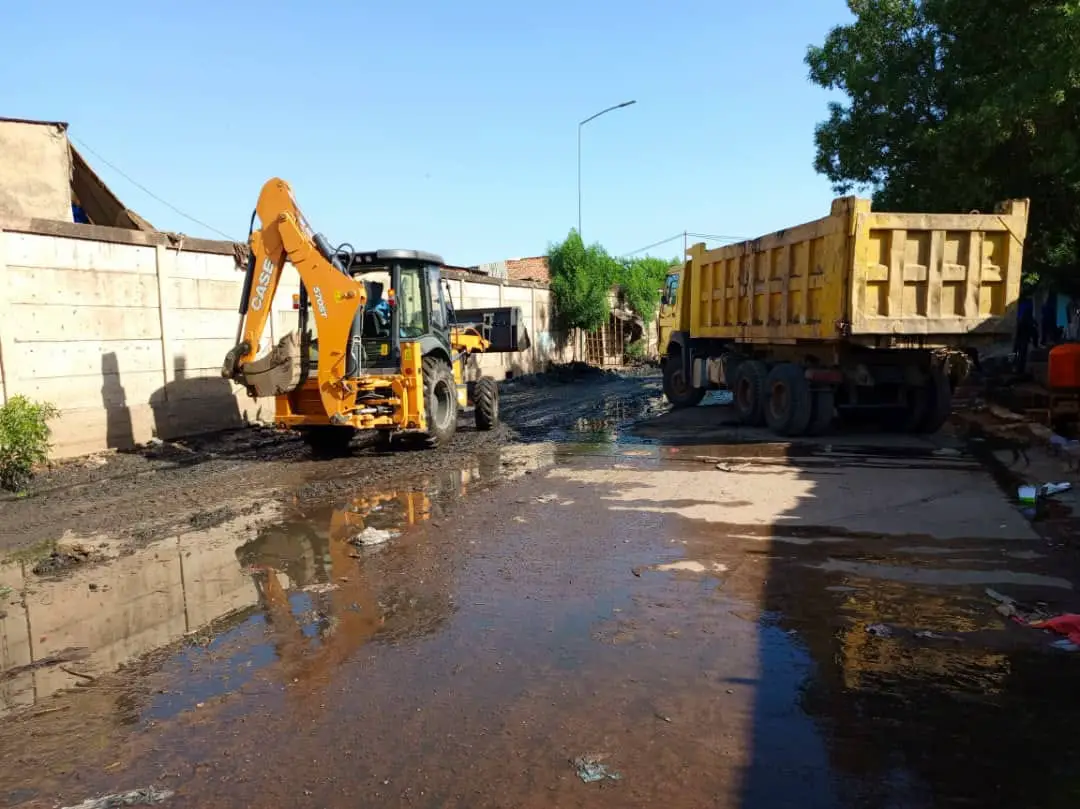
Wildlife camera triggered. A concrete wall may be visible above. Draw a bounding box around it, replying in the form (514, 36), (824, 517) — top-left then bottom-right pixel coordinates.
(0, 120), (73, 221)
(0, 217), (573, 459)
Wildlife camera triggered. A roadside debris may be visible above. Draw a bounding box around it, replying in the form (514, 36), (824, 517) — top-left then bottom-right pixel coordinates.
(61, 785), (174, 809)
(1029, 614), (1080, 650)
(32, 544), (95, 576)
(350, 527), (397, 547)
(1017, 481), (1072, 504)
(986, 588), (1080, 649)
(572, 754), (622, 783)
(301, 582), (339, 595)
(866, 623), (893, 638)
(985, 587), (1053, 623)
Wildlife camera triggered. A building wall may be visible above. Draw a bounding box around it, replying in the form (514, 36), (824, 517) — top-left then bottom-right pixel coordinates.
(505, 256), (550, 284)
(0, 120), (73, 222)
(0, 218), (573, 459)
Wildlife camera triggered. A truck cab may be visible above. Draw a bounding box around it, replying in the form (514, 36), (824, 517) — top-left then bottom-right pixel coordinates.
(656, 264), (684, 360)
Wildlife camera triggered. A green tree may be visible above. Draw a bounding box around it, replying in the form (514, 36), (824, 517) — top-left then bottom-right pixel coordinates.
(618, 256), (677, 325)
(547, 229), (620, 331)
(806, 0), (1080, 287)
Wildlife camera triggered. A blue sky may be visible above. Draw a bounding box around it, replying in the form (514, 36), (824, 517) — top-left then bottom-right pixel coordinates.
(3, 0), (850, 265)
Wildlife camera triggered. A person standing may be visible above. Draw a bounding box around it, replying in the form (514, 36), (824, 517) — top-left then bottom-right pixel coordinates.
(1015, 295), (1038, 373)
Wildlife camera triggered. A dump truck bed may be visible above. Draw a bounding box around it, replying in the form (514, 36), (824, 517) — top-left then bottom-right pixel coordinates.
(687, 196), (1029, 346)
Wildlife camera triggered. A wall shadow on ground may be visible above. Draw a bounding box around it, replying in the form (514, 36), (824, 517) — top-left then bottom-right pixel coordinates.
(657, 408), (1080, 808)
(623, 395), (1080, 806)
(149, 355), (244, 446)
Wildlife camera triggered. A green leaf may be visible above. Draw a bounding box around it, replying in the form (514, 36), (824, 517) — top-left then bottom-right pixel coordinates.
(0, 395), (60, 492)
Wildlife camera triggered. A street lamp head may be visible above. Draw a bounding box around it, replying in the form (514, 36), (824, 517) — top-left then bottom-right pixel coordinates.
(618, 100), (637, 108)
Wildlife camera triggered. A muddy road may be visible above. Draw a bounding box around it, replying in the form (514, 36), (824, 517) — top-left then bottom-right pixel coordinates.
(0, 366), (657, 556)
(4, 371), (1080, 808)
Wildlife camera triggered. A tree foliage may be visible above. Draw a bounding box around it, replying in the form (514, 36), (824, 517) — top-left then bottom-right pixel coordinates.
(619, 256), (678, 325)
(547, 230), (620, 331)
(807, 0), (1080, 287)
(548, 232), (679, 329)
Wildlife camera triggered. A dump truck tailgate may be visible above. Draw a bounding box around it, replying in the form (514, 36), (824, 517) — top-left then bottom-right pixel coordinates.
(687, 197), (1029, 345)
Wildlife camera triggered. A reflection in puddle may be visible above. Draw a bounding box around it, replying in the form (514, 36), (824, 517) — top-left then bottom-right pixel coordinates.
(0, 447), (553, 718)
(0, 502), (281, 717)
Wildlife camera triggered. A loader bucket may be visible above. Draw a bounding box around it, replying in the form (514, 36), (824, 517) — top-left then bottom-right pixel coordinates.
(453, 306), (530, 353)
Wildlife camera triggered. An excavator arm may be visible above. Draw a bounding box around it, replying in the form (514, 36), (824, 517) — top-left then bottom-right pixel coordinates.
(222, 178), (367, 422)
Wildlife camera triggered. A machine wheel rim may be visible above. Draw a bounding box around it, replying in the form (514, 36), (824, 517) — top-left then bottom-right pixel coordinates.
(431, 378), (454, 430)
(670, 366), (690, 397)
(769, 381), (791, 421)
(735, 376), (754, 411)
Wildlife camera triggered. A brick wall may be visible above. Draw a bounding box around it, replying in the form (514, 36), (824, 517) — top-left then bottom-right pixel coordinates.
(505, 256), (549, 284)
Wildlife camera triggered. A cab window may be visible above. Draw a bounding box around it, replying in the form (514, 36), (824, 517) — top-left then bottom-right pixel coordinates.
(427, 267), (446, 330)
(664, 274), (680, 304)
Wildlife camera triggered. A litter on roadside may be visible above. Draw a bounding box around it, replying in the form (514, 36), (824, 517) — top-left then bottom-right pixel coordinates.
(985, 587), (1053, 623)
(1029, 614), (1080, 649)
(986, 588), (1079, 650)
(866, 623), (893, 638)
(572, 754), (622, 783)
(350, 527), (397, 547)
(1017, 481), (1072, 504)
(61, 786), (174, 809)
(301, 582), (338, 595)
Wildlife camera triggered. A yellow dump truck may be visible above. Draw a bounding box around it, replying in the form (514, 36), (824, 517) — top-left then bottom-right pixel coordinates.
(658, 196), (1030, 436)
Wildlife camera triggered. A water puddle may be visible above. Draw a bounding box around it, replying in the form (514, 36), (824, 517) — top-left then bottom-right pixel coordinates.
(0, 445), (557, 718)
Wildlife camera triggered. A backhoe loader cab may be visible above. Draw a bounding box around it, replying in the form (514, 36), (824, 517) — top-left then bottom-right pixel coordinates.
(222, 176), (523, 458)
(326, 249), (454, 375)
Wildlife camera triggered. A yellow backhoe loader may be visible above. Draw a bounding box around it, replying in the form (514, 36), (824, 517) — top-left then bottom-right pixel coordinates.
(222, 178), (528, 455)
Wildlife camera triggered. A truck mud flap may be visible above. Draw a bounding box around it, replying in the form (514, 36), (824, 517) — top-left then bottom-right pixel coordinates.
(453, 306), (531, 353)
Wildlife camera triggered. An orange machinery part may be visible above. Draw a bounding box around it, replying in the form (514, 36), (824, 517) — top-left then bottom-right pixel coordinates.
(1048, 343), (1080, 389)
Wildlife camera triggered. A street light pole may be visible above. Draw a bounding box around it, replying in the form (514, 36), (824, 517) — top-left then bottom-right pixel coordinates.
(577, 100), (636, 241)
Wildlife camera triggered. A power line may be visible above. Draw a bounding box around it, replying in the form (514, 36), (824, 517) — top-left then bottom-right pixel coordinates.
(620, 230), (751, 258)
(619, 233), (685, 257)
(70, 135), (237, 241)
(686, 232), (750, 242)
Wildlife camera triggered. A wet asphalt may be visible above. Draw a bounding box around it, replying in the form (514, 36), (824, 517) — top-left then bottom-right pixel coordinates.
(4, 380), (1080, 808)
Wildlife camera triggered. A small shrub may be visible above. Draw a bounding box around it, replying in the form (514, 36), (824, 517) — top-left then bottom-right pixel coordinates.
(624, 340), (647, 364)
(0, 396), (60, 492)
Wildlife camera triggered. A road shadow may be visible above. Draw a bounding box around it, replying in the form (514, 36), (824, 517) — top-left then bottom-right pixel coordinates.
(630, 404), (1080, 807)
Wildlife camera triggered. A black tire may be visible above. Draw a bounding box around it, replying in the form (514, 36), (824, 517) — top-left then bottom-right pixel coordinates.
(302, 426), (355, 458)
(890, 383), (929, 433)
(374, 429), (395, 452)
(732, 360), (768, 426)
(806, 388), (836, 436)
(474, 376), (499, 431)
(763, 363), (814, 437)
(422, 355), (458, 448)
(916, 364), (952, 434)
(663, 353), (706, 408)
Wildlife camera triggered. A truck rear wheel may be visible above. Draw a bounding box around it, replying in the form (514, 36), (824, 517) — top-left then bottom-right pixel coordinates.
(474, 376), (499, 430)
(764, 363), (813, 437)
(732, 360), (768, 426)
(806, 388), (836, 436)
(663, 353), (706, 408)
(422, 356), (458, 448)
(917, 365), (952, 434)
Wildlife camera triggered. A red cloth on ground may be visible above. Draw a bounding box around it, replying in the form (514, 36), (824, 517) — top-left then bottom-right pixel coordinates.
(1031, 614), (1080, 645)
